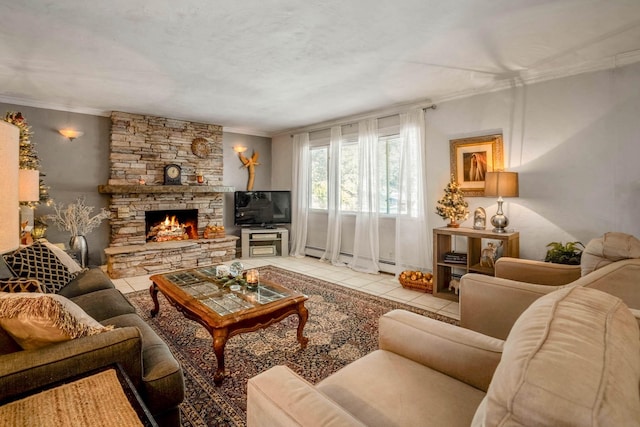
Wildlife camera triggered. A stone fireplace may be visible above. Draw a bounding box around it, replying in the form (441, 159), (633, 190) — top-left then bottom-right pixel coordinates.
(99, 112), (238, 278)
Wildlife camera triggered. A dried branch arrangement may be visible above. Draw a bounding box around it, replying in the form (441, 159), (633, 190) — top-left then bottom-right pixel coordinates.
(47, 197), (110, 236)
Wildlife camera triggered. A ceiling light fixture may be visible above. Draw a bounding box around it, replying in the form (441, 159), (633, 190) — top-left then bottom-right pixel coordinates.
(59, 129), (84, 141)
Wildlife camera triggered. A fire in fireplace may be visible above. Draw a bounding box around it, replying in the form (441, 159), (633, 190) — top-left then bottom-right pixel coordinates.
(145, 209), (198, 242)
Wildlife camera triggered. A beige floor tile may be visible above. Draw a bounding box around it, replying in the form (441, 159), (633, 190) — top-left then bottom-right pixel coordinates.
(116, 255), (460, 317)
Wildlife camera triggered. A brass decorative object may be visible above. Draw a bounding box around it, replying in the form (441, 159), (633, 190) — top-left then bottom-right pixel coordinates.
(238, 150), (260, 191)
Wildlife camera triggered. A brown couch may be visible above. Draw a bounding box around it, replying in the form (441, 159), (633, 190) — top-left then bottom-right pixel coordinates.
(246, 286), (640, 426)
(0, 268), (184, 427)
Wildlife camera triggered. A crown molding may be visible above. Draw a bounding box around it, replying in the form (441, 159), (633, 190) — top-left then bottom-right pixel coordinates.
(0, 95), (111, 117)
(432, 50), (640, 104)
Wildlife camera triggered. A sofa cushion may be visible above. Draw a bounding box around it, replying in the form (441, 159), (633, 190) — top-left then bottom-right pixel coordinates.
(476, 286), (640, 426)
(2, 242), (76, 293)
(102, 313), (184, 415)
(70, 288), (136, 322)
(317, 349), (485, 427)
(0, 326), (21, 354)
(581, 232), (640, 276)
(58, 268), (115, 299)
(0, 292), (113, 350)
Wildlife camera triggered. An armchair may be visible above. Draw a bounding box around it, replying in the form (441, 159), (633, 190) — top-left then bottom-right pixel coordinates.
(460, 232), (640, 339)
(248, 287), (640, 426)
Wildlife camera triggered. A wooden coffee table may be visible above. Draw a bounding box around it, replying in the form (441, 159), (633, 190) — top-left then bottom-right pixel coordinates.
(149, 266), (309, 385)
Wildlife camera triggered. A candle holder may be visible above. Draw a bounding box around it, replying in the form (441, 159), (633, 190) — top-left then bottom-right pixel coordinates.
(246, 269), (259, 291)
(246, 269), (259, 284)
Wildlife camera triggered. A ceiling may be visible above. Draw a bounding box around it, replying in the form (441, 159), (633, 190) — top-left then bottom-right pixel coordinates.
(2, 1), (640, 136)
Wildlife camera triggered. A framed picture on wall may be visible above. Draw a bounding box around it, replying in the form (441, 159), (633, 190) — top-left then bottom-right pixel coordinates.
(449, 134), (504, 196)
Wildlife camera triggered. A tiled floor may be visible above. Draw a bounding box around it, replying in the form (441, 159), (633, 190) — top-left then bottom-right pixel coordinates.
(111, 256), (460, 320)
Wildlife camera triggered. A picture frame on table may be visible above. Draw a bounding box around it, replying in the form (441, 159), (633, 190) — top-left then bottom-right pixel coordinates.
(449, 134), (504, 196)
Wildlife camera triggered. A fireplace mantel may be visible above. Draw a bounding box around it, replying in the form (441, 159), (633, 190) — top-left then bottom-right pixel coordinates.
(98, 184), (235, 194)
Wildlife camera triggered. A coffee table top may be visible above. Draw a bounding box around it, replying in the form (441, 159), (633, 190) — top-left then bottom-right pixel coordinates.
(150, 266), (306, 320)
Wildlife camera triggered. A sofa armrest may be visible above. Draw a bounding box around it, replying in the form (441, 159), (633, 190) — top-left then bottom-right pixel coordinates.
(0, 326), (142, 401)
(378, 309), (503, 392)
(459, 274), (557, 340)
(247, 365), (366, 427)
(576, 259), (640, 309)
(494, 257), (581, 285)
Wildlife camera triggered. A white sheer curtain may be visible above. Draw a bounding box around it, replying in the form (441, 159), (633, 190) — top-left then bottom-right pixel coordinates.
(395, 109), (431, 274)
(349, 119), (380, 273)
(320, 126), (345, 265)
(289, 132), (310, 258)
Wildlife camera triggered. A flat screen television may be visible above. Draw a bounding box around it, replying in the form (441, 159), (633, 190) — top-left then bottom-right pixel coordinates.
(234, 191), (292, 227)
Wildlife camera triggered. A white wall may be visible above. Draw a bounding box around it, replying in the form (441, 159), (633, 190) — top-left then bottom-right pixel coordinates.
(272, 61), (640, 265)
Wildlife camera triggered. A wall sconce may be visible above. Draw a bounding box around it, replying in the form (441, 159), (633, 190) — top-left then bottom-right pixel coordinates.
(59, 129), (84, 141)
(233, 145), (248, 153)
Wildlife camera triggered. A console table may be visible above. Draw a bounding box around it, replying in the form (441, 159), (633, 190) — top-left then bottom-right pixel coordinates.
(432, 227), (519, 301)
(241, 228), (289, 258)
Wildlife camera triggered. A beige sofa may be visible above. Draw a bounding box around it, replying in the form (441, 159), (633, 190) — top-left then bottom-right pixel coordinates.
(460, 232), (640, 339)
(247, 286), (640, 426)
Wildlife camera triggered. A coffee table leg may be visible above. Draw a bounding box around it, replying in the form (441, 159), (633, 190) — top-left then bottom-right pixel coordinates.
(297, 303), (309, 348)
(212, 329), (228, 385)
(150, 283), (160, 317)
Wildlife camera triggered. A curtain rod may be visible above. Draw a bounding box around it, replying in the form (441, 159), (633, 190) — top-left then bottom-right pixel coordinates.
(289, 103), (437, 137)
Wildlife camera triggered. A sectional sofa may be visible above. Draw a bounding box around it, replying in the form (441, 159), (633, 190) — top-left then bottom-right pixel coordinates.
(0, 241), (184, 427)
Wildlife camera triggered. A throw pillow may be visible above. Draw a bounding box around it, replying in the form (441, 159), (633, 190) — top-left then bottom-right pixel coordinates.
(39, 239), (84, 274)
(3, 242), (77, 293)
(0, 278), (44, 293)
(0, 292), (113, 350)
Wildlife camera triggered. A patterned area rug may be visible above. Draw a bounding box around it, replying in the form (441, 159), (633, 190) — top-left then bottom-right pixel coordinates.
(125, 265), (457, 426)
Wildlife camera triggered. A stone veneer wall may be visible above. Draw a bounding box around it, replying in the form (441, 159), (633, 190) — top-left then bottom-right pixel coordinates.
(109, 111), (223, 187)
(108, 111), (225, 246)
(102, 112), (237, 278)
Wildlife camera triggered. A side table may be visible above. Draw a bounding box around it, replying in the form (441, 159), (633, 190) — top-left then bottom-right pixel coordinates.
(432, 227), (519, 301)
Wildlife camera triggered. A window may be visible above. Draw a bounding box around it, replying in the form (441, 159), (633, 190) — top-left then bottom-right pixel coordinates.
(377, 135), (401, 214)
(339, 140), (358, 212)
(310, 146), (328, 210)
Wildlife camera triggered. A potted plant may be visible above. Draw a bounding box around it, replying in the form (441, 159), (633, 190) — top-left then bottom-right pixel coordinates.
(544, 241), (584, 265)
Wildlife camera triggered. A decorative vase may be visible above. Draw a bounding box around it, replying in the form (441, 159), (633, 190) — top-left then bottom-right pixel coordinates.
(447, 219), (460, 228)
(69, 235), (89, 268)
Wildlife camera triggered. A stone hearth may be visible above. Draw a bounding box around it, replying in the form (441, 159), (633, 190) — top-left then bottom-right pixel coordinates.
(100, 112), (237, 278)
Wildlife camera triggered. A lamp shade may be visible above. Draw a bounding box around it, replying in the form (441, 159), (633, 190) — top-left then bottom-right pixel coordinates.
(484, 171), (519, 198)
(19, 169), (40, 202)
(0, 121), (20, 253)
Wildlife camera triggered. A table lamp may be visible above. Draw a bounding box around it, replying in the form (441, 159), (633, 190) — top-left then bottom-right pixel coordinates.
(484, 171), (519, 233)
(18, 169), (40, 244)
(0, 121), (19, 277)
(0, 121), (19, 251)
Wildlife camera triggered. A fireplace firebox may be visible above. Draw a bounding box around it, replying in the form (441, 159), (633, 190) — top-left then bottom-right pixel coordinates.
(145, 209), (198, 242)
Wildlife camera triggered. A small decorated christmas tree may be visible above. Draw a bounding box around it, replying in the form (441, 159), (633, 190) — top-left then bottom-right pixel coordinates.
(3, 111), (52, 206)
(435, 175), (469, 227)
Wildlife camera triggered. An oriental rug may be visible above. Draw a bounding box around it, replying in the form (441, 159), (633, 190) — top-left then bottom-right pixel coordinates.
(126, 265), (457, 427)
